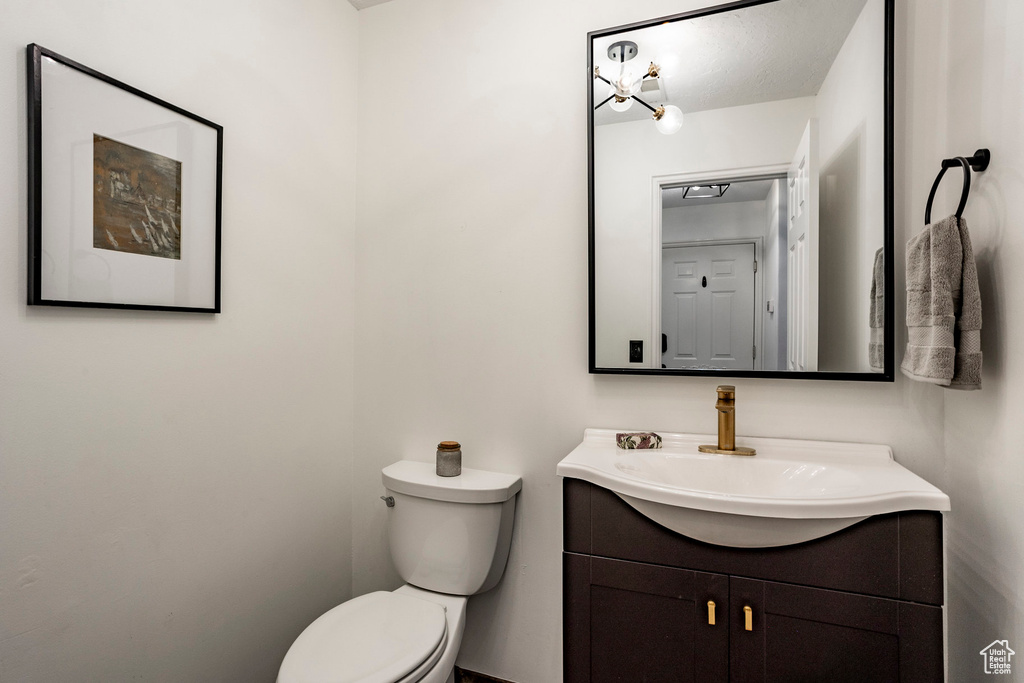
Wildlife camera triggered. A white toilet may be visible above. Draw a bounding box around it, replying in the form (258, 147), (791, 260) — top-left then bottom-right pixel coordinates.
(278, 460), (522, 683)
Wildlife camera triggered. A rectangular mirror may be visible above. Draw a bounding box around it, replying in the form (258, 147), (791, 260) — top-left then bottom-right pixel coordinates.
(589, 0), (894, 380)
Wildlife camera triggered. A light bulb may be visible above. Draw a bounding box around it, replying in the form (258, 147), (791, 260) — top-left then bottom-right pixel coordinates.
(654, 104), (683, 134)
(612, 65), (643, 98)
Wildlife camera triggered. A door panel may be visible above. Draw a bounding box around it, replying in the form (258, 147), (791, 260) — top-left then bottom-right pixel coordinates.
(729, 577), (942, 683)
(666, 256), (700, 364)
(663, 243), (756, 370)
(673, 292), (698, 360)
(766, 616), (898, 682)
(591, 584), (695, 681)
(710, 291), (736, 361)
(565, 553), (729, 683)
(787, 119), (819, 371)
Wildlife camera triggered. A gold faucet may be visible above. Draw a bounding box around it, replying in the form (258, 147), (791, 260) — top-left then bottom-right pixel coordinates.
(698, 385), (756, 456)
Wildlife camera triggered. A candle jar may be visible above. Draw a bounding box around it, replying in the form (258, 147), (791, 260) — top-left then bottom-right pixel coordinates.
(436, 441), (462, 477)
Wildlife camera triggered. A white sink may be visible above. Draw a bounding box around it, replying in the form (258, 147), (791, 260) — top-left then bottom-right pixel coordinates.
(557, 429), (950, 548)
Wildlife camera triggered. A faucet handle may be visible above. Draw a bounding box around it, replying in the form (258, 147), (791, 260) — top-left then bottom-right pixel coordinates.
(716, 385), (736, 400)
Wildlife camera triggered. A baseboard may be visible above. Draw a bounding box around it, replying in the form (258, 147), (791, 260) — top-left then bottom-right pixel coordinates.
(454, 666), (517, 683)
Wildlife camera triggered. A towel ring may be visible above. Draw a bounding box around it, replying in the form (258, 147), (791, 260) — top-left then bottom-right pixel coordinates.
(924, 157), (970, 225)
(924, 148), (990, 225)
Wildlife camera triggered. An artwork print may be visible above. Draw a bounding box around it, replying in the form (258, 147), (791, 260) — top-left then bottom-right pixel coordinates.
(29, 43), (222, 312)
(93, 134), (182, 260)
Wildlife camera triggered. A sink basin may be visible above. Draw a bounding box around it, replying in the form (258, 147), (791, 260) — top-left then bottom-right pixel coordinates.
(556, 429), (950, 547)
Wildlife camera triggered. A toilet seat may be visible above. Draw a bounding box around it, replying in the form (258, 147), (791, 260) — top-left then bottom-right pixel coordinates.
(277, 591), (448, 683)
(392, 621), (447, 683)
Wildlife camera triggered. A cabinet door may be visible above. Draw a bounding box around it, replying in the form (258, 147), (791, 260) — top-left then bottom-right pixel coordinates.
(730, 577), (943, 683)
(564, 553), (728, 683)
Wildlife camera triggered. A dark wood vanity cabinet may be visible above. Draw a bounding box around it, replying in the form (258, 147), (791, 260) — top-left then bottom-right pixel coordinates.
(563, 479), (945, 683)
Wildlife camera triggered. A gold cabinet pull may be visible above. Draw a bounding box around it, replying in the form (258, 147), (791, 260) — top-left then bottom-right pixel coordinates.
(707, 600), (716, 625)
(743, 605), (753, 631)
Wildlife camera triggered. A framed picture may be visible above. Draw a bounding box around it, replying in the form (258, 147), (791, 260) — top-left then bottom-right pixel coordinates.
(27, 44), (223, 312)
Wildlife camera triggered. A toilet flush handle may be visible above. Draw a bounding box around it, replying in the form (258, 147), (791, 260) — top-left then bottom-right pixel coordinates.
(380, 495), (395, 508)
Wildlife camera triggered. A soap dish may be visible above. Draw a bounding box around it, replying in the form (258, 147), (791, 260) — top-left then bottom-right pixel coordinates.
(616, 432), (662, 449)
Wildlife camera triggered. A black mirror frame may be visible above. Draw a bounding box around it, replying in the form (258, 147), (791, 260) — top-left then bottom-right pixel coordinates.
(587, 0), (895, 382)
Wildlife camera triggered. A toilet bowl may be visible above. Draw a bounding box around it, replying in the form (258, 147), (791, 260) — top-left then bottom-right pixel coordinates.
(278, 461), (521, 683)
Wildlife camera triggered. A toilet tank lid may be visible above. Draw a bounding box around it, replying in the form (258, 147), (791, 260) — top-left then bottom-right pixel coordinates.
(382, 460), (522, 504)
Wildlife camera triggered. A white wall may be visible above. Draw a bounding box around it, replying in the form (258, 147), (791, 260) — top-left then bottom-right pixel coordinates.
(355, 0), (1023, 681)
(816, 0), (885, 372)
(0, 1), (358, 680)
(662, 200), (767, 244)
(593, 98), (816, 367)
(912, 1), (1024, 679)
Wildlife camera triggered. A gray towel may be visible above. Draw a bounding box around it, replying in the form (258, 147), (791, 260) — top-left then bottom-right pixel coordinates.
(901, 215), (982, 389)
(951, 217), (982, 389)
(869, 247), (884, 370)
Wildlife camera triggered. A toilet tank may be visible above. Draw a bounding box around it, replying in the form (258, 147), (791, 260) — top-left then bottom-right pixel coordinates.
(381, 461), (522, 595)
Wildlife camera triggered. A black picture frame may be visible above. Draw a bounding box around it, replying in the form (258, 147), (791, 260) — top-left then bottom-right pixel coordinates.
(587, 0), (895, 382)
(27, 43), (223, 313)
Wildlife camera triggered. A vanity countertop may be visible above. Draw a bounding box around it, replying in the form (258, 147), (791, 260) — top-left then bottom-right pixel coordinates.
(557, 429), (950, 547)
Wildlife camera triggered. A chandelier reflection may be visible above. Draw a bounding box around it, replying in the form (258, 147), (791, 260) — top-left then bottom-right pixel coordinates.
(594, 40), (683, 135)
